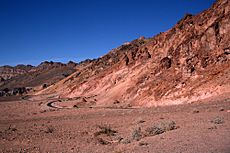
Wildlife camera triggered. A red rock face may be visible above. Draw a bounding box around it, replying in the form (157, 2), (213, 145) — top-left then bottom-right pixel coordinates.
(40, 0), (230, 107)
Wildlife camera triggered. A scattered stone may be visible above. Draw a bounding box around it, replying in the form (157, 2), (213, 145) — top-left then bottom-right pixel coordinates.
(208, 126), (217, 130)
(8, 125), (17, 132)
(136, 117), (146, 124)
(139, 142), (148, 146)
(42, 84), (48, 89)
(40, 110), (46, 113)
(192, 109), (199, 114)
(219, 107), (224, 111)
(113, 100), (120, 104)
(120, 138), (131, 144)
(73, 105), (79, 108)
(82, 98), (87, 102)
(137, 120), (146, 124)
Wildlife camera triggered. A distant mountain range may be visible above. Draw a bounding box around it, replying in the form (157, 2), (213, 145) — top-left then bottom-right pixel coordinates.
(0, 61), (77, 96)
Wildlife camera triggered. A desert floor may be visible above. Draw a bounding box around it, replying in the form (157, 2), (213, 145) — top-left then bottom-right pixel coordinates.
(0, 94), (230, 153)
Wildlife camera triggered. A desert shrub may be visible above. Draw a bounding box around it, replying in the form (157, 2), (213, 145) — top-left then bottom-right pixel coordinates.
(94, 125), (117, 145)
(96, 137), (110, 145)
(131, 127), (142, 141)
(145, 120), (176, 136)
(211, 116), (224, 124)
(45, 126), (54, 133)
(94, 125), (117, 136)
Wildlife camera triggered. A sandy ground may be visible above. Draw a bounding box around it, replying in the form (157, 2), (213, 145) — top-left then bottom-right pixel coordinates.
(0, 94), (230, 153)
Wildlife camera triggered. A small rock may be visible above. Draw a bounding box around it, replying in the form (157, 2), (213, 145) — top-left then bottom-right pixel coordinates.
(137, 120), (145, 124)
(136, 117), (146, 124)
(73, 105), (79, 108)
(208, 126), (217, 130)
(219, 107), (224, 111)
(139, 142), (148, 146)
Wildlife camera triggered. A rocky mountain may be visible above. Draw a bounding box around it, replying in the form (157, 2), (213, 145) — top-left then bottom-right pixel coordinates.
(39, 0), (230, 107)
(0, 64), (34, 81)
(0, 61), (77, 97)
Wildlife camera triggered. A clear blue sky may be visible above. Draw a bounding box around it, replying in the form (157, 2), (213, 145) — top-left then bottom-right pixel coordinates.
(0, 0), (215, 66)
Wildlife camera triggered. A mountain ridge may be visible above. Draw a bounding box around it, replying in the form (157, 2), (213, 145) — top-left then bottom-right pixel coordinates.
(0, 61), (77, 97)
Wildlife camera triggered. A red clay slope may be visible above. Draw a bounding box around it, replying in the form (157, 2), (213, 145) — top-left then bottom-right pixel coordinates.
(39, 0), (230, 107)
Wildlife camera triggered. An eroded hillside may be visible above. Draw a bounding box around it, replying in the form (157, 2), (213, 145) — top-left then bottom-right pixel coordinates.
(40, 0), (230, 106)
(0, 61), (77, 97)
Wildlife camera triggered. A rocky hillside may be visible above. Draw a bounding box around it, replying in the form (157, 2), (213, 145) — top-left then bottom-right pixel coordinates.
(0, 65), (34, 81)
(0, 61), (77, 97)
(39, 0), (230, 106)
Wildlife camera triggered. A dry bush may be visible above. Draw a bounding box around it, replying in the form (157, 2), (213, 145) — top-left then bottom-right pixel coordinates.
(94, 124), (117, 145)
(94, 125), (117, 136)
(131, 127), (142, 141)
(96, 137), (110, 145)
(145, 120), (177, 136)
(45, 126), (54, 133)
(211, 116), (224, 124)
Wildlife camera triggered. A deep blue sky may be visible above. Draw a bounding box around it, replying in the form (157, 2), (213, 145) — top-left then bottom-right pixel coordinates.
(0, 0), (215, 66)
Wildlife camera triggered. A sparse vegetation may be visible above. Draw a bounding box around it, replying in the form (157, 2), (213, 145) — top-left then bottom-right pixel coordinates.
(45, 126), (54, 133)
(96, 137), (110, 145)
(211, 116), (224, 124)
(94, 125), (117, 136)
(131, 127), (142, 141)
(145, 120), (177, 136)
(93, 124), (117, 145)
